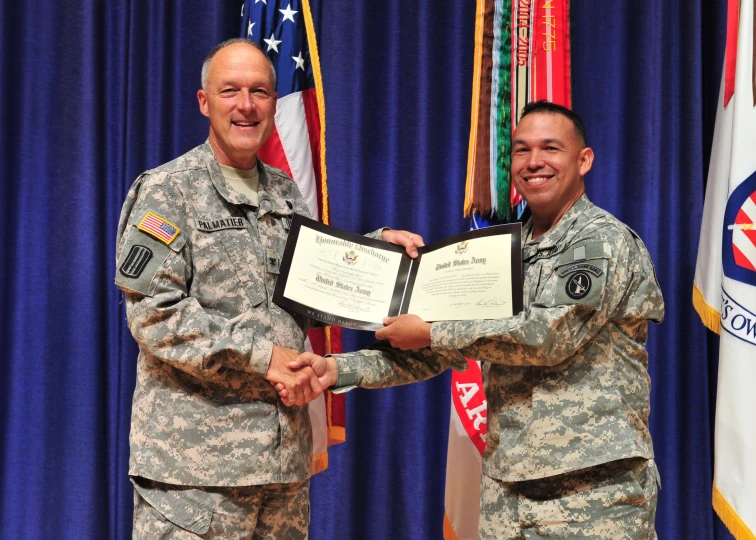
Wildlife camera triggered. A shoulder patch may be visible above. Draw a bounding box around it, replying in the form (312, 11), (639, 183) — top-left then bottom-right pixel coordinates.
(564, 271), (593, 299)
(137, 211), (180, 245)
(557, 262), (604, 277)
(120, 245), (153, 278)
(115, 228), (176, 296)
(554, 242), (610, 308)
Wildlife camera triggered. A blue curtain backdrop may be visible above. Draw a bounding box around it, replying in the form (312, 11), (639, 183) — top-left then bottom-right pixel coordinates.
(0, 0), (732, 538)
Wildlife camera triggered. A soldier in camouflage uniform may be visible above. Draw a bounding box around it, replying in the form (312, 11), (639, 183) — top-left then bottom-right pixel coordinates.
(115, 38), (422, 539)
(283, 101), (664, 539)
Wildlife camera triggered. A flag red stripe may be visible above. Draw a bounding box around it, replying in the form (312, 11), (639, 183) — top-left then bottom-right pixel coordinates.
(724, 0), (739, 106)
(301, 88), (325, 221)
(257, 125), (294, 179)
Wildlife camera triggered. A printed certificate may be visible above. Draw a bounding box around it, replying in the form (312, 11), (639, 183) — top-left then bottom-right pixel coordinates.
(273, 215), (522, 330)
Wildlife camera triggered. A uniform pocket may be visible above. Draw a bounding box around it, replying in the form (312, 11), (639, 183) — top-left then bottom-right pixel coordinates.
(132, 478), (213, 535)
(215, 228), (266, 307)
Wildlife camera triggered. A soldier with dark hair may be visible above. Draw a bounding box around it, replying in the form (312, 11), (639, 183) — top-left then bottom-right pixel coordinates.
(286, 101), (665, 539)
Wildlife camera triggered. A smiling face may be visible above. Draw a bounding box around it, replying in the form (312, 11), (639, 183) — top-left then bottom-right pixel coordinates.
(197, 43), (277, 169)
(511, 111), (594, 237)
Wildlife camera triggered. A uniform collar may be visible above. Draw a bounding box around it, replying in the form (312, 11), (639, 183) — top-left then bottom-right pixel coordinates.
(523, 195), (593, 258)
(201, 142), (291, 215)
(256, 162), (295, 216)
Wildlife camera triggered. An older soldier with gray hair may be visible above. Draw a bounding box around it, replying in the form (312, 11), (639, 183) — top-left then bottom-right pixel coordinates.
(115, 38), (422, 539)
(285, 101), (664, 539)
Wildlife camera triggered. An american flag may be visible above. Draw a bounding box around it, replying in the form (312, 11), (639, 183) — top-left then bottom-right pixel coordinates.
(240, 1), (345, 473)
(241, 0), (325, 220)
(138, 212), (179, 244)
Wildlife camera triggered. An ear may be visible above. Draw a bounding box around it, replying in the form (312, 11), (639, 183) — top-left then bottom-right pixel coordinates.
(197, 89), (209, 118)
(578, 147), (594, 176)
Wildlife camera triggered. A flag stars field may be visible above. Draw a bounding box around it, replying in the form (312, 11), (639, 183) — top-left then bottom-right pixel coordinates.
(280, 4), (297, 23)
(265, 33), (282, 53)
(292, 51), (305, 70)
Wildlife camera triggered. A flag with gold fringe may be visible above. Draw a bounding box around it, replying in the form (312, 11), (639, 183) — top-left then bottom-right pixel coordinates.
(693, 0), (756, 537)
(241, 0), (346, 475)
(445, 1), (571, 538)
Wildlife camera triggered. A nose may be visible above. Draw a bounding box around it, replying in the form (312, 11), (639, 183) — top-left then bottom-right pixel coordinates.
(526, 149), (545, 169)
(237, 91), (255, 113)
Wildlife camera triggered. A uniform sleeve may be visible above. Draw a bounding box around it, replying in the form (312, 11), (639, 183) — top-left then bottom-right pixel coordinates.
(330, 341), (469, 392)
(114, 175), (274, 380)
(429, 229), (663, 367)
(365, 227), (387, 240)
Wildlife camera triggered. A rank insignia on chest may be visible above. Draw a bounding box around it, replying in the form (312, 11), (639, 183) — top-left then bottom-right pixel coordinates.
(137, 212), (180, 245)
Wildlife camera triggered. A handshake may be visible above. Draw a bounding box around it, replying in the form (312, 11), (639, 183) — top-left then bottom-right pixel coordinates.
(264, 345), (336, 407)
(264, 313), (434, 407)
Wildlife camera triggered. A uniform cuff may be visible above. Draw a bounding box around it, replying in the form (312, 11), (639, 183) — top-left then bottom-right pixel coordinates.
(332, 353), (362, 390)
(366, 227), (388, 240)
(430, 321), (467, 363)
(249, 338), (274, 375)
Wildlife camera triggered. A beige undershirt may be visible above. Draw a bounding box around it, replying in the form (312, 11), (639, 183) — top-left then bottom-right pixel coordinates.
(219, 163), (260, 206)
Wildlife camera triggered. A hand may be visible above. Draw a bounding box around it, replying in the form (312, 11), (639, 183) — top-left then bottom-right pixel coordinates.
(375, 314), (432, 350)
(274, 353), (338, 406)
(265, 345), (323, 406)
(382, 229), (425, 258)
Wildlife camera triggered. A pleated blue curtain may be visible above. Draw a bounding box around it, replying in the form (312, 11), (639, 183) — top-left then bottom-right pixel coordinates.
(0, 0), (732, 538)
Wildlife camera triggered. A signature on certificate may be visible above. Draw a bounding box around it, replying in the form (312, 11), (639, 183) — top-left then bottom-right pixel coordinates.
(338, 298), (369, 313)
(476, 297), (507, 307)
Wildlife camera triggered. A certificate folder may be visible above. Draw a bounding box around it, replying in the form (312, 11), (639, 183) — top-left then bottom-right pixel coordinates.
(273, 214), (523, 331)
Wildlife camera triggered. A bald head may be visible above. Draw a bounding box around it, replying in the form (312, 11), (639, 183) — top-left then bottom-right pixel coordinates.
(201, 38), (276, 90)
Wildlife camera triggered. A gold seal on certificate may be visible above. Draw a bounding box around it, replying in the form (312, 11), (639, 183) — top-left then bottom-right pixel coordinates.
(273, 215), (523, 330)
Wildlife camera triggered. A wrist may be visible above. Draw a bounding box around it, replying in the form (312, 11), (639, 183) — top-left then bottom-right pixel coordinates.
(327, 357), (339, 387)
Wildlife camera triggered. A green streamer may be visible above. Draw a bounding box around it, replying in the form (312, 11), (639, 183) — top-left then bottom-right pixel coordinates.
(494, 0), (512, 221)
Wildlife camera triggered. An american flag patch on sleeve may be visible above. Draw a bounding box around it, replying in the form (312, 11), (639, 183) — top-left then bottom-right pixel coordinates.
(137, 211), (180, 245)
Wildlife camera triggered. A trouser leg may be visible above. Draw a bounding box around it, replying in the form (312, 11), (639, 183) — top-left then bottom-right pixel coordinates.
(131, 477), (310, 540)
(478, 459), (659, 540)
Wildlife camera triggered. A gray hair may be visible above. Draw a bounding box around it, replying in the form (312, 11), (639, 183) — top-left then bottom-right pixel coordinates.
(200, 38), (277, 89)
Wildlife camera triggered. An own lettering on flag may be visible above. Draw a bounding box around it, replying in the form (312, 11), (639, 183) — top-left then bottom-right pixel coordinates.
(692, 0), (756, 537)
(241, 0), (345, 475)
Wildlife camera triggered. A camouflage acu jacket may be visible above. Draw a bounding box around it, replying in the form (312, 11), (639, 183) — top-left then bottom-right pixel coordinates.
(115, 143), (315, 486)
(333, 195), (664, 481)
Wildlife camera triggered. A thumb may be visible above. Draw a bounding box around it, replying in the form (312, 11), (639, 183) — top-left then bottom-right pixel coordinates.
(318, 374), (333, 389)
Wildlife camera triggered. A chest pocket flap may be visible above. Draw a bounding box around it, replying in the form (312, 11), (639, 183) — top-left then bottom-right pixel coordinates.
(199, 216), (267, 308)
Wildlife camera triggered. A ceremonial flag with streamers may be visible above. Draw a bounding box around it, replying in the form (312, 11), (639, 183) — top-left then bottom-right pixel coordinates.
(693, 0), (756, 540)
(693, 0), (756, 538)
(463, 0), (571, 221)
(240, 0), (345, 474)
(446, 2), (571, 538)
